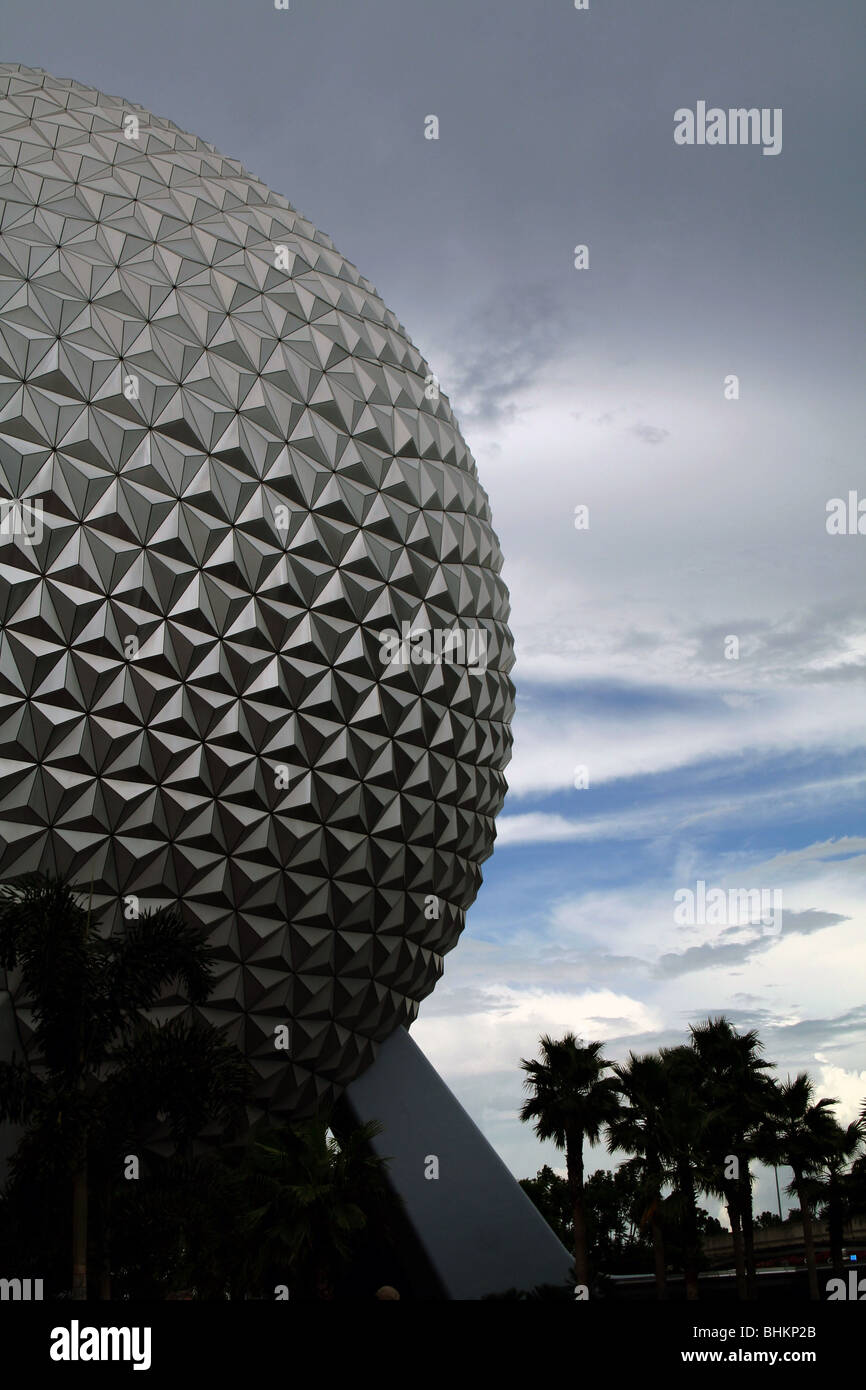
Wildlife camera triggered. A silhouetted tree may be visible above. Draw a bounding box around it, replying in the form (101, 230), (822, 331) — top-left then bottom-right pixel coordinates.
(0, 873), (250, 1299)
(658, 1044), (707, 1300)
(240, 1115), (393, 1299)
(756, 1074), (839, 1301)
(520, 1034), (620, 1291)
(690, 1016), (774, 1298)
(608, 1051), (671, 1299)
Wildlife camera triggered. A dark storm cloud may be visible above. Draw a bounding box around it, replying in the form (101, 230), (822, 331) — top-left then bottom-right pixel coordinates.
(442, 283), (573, 427)
(765, 1005), (866, 1052)
(6, 0), (862, 403)
(599, 1007), (866, 1078)
(690, 605), (866, 684)
(656, 938), (773, 978)
(655, 909), (849, 978)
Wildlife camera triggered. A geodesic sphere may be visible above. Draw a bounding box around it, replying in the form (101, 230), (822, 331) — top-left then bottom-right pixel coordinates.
(0, 65), (514, 1117)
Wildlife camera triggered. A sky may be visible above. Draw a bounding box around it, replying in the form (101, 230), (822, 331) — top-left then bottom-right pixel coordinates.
(4, 0), (864, 1221)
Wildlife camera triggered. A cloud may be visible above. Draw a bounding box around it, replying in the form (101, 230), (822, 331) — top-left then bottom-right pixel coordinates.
(495, 812), (588, 845)
(504, 679), (866, 796)
(631, 423), (669, 445)
(412, 984), (661, 1079)
(774, 909), (852, 934)
(497, 783), (866, 851)
(810, 1057), (866, 1124)
(654, 909), (848, 979)
(435, 284), (572, 428)
(655, 937), (773, 978)
(653, 911), (845, 978)
(418, 935), (650, 1005)
(762, 1006), (866, 1066)
(753, 838), (866, 875)
(495, 809), (662, 846)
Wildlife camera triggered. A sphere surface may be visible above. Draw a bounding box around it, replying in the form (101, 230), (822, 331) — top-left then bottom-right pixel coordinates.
(0, 65), (514, 1115)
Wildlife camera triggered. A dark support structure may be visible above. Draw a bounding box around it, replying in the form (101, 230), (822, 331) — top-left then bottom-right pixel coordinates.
(0, 988), (23, 1184)
(338, 1026), (574, 1300)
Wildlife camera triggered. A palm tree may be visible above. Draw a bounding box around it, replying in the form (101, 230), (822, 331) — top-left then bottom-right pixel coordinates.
(814, 1119), (864, 1279)
(756, 1074), (839, 1301)
(104, 1144), (248, 1300)
(658, 1044), (707, 1301)
(243, 1115), (392, 1298)
(689, 1017), (775, 1299)
(607, 1051), (670, 1299)
(95, 1015), (250, 1297)
(519, 1165), (573, 1247)
(0, 872), (248, 1299)
(520, 1034), (620, 1291)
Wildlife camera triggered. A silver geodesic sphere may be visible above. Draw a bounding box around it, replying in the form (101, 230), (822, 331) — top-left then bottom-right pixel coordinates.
(0, 65), (514, 1117)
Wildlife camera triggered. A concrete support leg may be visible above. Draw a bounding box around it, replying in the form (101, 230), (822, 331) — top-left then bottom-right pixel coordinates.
(338, 1026), (573, 1300)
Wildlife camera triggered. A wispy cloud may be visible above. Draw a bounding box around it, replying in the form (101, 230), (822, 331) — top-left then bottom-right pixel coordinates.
(435, 284), (573, 428)
(631, 423), (669, 445)
(654, 909), (849, 978)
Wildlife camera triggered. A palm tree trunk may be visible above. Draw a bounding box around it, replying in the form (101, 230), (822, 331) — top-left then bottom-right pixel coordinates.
(567, 1142), (589, 1291)
(649, 1199), (667, 1300)
(98, 1180), (112, 1301)
(678, 1159), (700, 1300)
(739, 1160), (758, 1299)
(794, 1169), (819, 1301)
(726, 1188), (747, 1300)
(827, 1171), (844, 1279)
(315, 1263), (333, 1300)
(71, 1164), (88, 1300)
(73, 899), (91, 1302)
